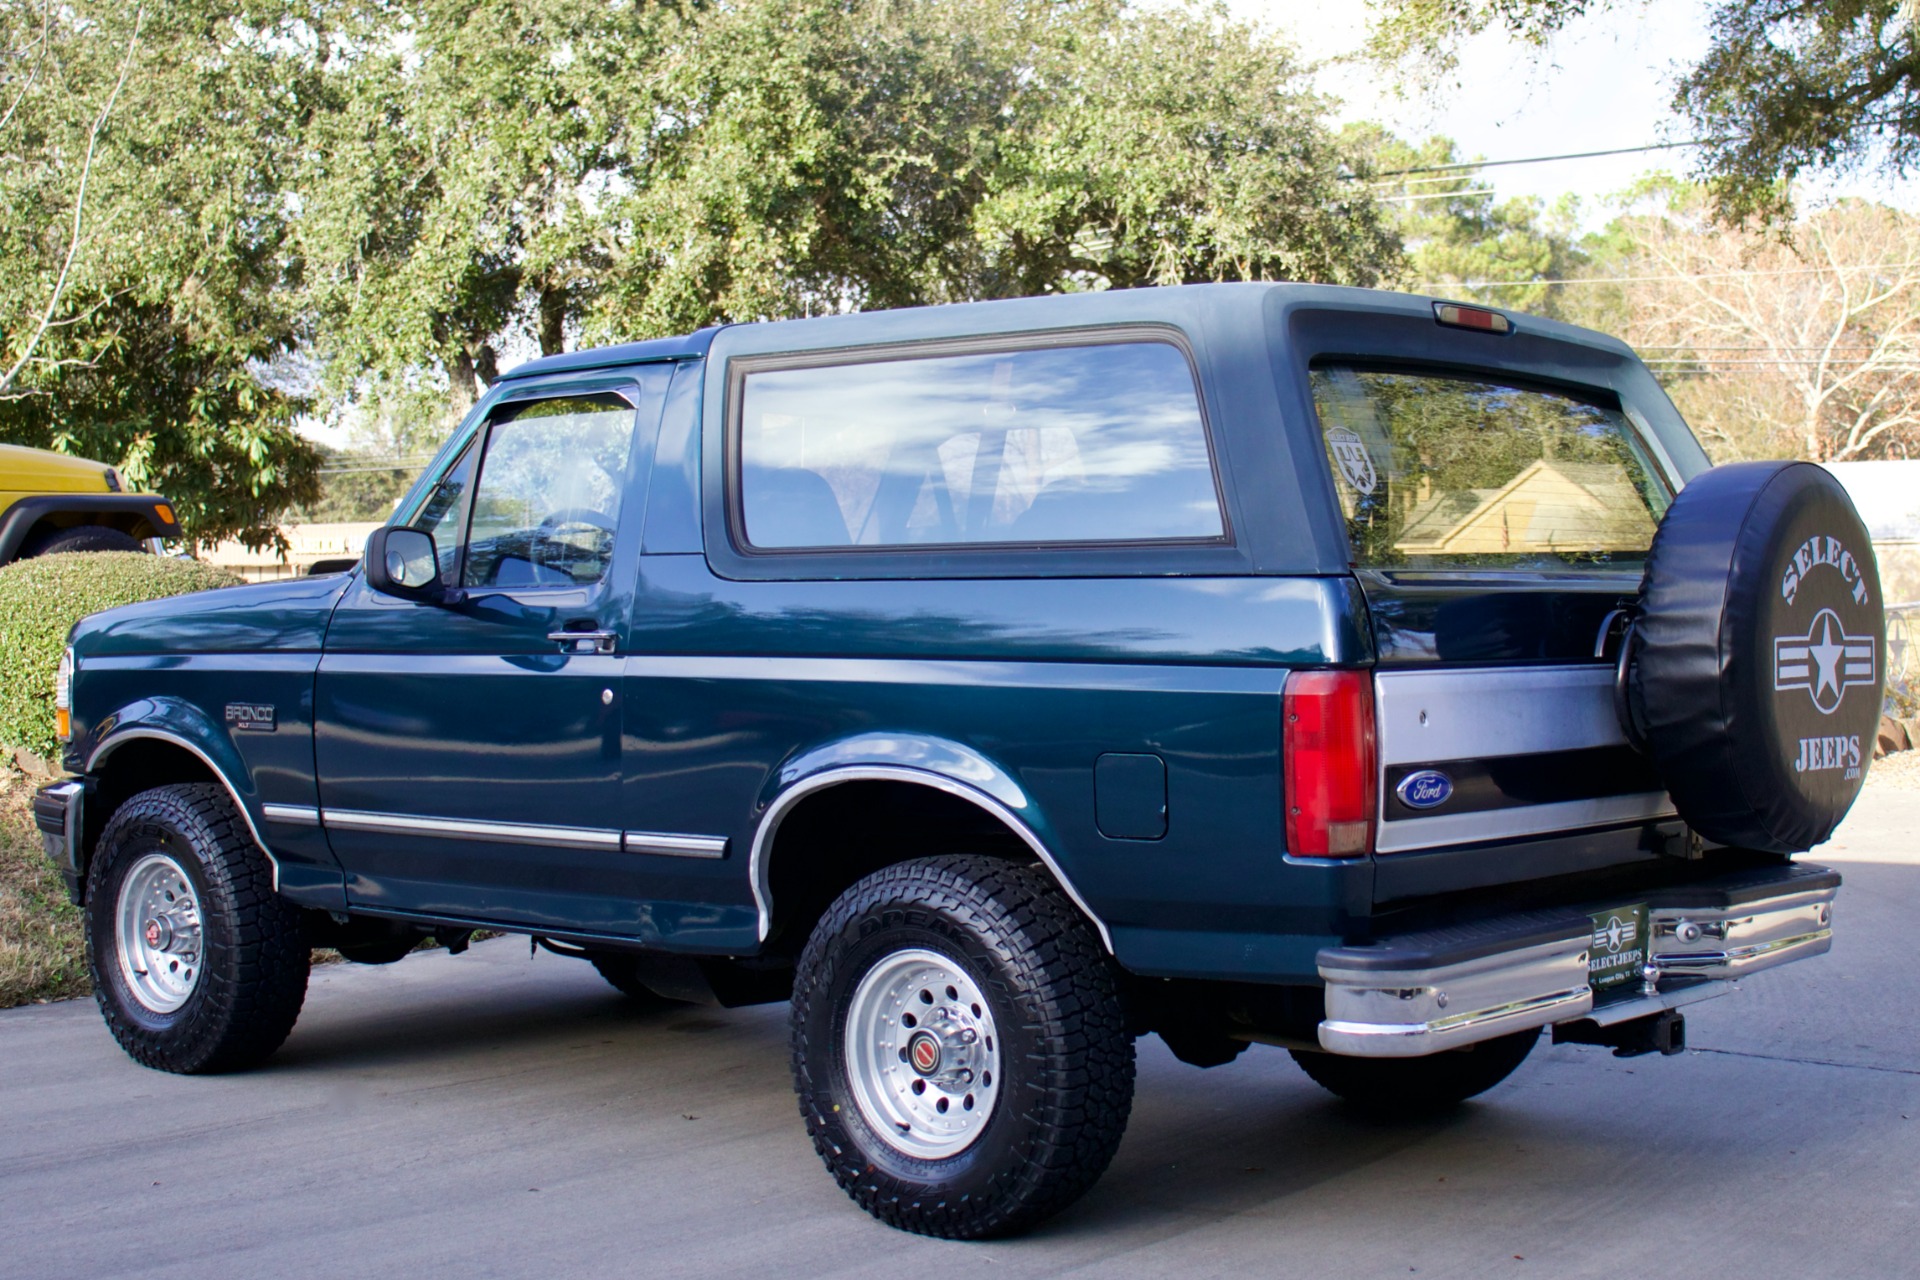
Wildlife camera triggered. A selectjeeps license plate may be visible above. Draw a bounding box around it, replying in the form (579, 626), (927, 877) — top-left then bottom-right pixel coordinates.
(1588, 903), (1650, 993)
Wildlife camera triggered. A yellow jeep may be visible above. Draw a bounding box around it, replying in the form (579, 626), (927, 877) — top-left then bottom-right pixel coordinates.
(0, 443), (180, 564)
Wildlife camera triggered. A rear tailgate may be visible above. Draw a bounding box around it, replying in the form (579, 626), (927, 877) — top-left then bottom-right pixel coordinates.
(1279, 301), (1710, 906)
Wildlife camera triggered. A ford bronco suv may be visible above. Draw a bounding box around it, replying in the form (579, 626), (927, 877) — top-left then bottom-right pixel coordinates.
(0, 442), (180, 563)
(37, 285), (1878, 1239)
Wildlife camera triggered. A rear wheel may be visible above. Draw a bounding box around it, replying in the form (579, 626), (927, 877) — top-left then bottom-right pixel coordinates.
(790, 855), (1134, 1239)
(86, 784), (309, 1073)
(1289, 1029), (1540, 1119)
(24, 524), (144, 556)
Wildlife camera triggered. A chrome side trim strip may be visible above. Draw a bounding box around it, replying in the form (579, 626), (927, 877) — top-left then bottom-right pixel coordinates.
(322, 809), (623, 851)
(262, 803), (320, 826)
(624, 831), (729, 859)
(1374, 664), (1625, 766)
(87, 728), (282, 891)
(1374, 790), (1676, 854)
(748, 765), (1115, 954)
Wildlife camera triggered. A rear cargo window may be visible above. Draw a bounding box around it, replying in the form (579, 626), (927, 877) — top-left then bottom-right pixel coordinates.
(737, 340), (1224, 549)
(1308, 365), (1671, 570)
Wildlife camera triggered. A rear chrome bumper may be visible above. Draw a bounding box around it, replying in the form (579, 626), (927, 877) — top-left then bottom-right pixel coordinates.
(1648, 887), (1834, 980)
(1317, 863), (1838, 1058)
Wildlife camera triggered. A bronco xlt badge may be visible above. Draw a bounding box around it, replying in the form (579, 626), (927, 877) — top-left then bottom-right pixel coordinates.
(224, 703), (275, 732)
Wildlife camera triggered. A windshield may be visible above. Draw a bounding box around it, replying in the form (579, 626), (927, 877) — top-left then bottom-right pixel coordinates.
(1308, 365), (1672, 571)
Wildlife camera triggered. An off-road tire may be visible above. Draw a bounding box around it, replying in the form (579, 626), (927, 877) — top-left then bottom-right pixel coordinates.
(790, 855), (1135, 1239)
(86, 783), (310, 1073)
(25, 524), (144, 556)
(1289, 1028), (1539, 1118)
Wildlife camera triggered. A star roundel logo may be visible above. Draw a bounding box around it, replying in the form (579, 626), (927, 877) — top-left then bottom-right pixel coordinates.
(1325, 427), (1377, 496)
(1775, 608), (1876, 715)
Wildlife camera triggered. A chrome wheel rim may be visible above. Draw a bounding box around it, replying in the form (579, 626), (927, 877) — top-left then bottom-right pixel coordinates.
(114, 853), (204, 1014)
(843, 947), (1001, 1159)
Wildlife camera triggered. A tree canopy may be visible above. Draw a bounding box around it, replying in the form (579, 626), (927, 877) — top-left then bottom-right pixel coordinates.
(1, 0), (322, 547)
(3, 0), (1408, 537)
(1369, 0), (1920, 225)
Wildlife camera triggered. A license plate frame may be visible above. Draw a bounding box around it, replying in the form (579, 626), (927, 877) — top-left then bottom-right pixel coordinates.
(1587, 902), (1650, 994)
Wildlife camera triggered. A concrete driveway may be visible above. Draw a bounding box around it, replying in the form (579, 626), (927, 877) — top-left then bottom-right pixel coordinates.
(3, 790), (1915, 1279)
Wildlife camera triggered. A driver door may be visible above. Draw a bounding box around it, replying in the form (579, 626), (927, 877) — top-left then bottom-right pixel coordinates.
(316, 378), (663, 930)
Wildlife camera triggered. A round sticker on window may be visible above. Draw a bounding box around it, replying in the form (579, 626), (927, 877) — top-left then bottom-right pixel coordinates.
(1326, 427), (1377, 496)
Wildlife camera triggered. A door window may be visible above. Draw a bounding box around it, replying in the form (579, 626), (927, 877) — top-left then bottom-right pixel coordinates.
(461, 395), (636, 588)
(409, 437), (480, 587)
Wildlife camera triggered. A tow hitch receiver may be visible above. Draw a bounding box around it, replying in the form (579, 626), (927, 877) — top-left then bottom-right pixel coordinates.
(1554, 1009), (1687, 1058)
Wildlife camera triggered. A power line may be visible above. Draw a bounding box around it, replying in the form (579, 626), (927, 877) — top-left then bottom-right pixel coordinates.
(1348, 138), (1726, 182)
(1637, 345), (1895, 351)
(1422, 261), (1920, 289)
(1373, 187), (1497, 205)
(1363, 172), (1504, 191)
(1646, 361), (1920, 367)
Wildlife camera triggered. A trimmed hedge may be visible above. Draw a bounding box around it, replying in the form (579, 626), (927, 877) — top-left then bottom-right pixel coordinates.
(0, 553), (242, 761)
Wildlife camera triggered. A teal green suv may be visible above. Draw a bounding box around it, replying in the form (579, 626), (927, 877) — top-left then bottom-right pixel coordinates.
(36, 285), (1878, 1237)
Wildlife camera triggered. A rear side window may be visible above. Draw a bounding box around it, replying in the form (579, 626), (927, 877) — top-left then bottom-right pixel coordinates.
(1309, 365), (1672, 571)
(737, 340), (1224, 549)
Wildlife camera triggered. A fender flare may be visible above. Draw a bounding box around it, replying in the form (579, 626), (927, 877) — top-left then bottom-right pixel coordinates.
(748, 734), (1113, 953)
(0, 494), (180, 562)
(83, 698), (280, 888)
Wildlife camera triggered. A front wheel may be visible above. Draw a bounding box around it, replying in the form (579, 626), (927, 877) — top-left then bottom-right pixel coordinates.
(1289, 1028), (1540, 1118)
(790, 855), (1135, 1239)
(86, 783), (310, 1073)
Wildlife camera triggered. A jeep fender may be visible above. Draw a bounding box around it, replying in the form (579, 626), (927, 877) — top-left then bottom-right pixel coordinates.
(748, 732), (1113, 952)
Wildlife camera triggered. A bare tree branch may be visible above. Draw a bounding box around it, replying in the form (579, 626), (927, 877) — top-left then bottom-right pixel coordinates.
(0, 0), (56, 138)
(1604, 200), (1920, 462)
(0, 6), (144, 400)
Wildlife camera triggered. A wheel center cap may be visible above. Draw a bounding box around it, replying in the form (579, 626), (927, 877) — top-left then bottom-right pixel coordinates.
(143, 917), (169, 950)
(907, 1030), (943, 1076)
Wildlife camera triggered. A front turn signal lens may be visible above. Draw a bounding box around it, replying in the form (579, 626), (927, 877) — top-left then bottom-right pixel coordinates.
(1283, 670), (1377, 857)
(54, 647), (74, 742)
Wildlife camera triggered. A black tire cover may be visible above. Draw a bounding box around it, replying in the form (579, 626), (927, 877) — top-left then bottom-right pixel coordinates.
(1631, 461), (1883, 852)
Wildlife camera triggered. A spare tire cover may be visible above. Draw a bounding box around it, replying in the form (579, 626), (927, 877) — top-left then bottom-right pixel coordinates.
(1631, 460), (1883, 853)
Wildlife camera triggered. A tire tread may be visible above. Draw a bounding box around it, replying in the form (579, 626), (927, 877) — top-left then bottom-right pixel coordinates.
(87, 783), (309, 1073)
(790, 854), (1134, 1239)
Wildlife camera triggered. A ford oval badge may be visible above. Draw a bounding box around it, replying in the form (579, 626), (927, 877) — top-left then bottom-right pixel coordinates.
(1396, 770), (1453, 810)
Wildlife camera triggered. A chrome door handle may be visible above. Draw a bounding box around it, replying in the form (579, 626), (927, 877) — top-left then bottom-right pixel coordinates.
(548, 630), (618, 655)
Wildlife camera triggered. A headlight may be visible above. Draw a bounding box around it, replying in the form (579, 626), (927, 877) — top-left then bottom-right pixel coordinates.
(55, 647), (73, 742)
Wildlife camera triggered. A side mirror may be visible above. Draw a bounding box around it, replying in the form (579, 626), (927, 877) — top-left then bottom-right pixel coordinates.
(364, 527), (446, 603)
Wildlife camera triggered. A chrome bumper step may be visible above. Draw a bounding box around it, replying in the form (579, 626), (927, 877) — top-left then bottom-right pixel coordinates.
(1316, 863), (1838, 1058)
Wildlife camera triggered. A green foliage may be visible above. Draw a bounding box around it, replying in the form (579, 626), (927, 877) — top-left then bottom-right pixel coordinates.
(974, 4), (1399, 293)
(311, 0), (1404, 388)
(1342, 127), (1587, 316)
(0, 553), (240, 760)
(1368, 0), (1920, 226)
(1366, 0), (1596, 71)
(0, 2), (324, 548)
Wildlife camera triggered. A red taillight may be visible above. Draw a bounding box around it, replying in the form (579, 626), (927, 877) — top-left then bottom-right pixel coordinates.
(1433, 301), (1513, 334)
(1284, 670), (1377, 857)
